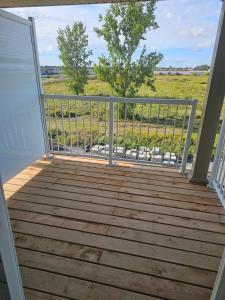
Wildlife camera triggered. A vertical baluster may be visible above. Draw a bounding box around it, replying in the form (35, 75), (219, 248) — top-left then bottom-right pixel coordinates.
(123, 102), (127, 158)
(53, 98), (59, 151)
(147, 104), (152, 138)
(109, 97), (114, 166)
(155, 104), (160, 144)
(219, 151), (225, 193)
(82, 100), (86, 153)
(104, 100), (107, 156)
(139, 104), (144, 151)
(222, 149), (225, 196)
(47, 100), (53, 151)
(131, 103), (135, 147)
(217, 150), (225, 188)
(169, 105), (179, 165)
(116, 102), (119, 152)
(178, 105), (188, 166)
(163, 104), (169, 140)
(68, 99), (72, 150)
(97, 101), (100, 157)
(147, 104), (152, 159)
(152, 104), (160, 163)
(60, 100), (66, 152)
(75, 100), (79, 151)
(90, 100), (93, 156)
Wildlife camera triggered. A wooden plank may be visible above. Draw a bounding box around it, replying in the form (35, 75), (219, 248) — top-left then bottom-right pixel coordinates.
(5, 184), (225, 215)
(10, 209), (223, 257)
(0, 283), (66, 300)
(7, 198), (225, 234)
(10, 219), (221, 271)
(99, 250), (217, 288)
(9, 207), (108, 235)
(4, 177), (220, 208)
(12, 232), (217, 288)
(8, 190), (225, 224)
(14, 232), (102, 263)
(11, 170), (218, 201)
(8, 204), (225, 245)
(1, 262), (159, 300)
(19, 265), (92, 299)
(107, 226), (223, 257)
(15, 248), (212, 300)
(33, 161), (191, 184)
(18, 168), (218, 199)
(86, 283), (160, 300)
(23, 164), (212, 191)
(23, 289), (66, 300)
(51, 156), (187, 176)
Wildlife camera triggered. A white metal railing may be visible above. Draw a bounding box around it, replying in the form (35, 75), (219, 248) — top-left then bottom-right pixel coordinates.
(210, 114), (225, 206)
(42, 94), (197, 173)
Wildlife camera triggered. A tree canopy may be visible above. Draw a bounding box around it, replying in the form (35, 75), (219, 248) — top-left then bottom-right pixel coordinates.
(94, 1), (163, 97)
(57, 21), (92, 95)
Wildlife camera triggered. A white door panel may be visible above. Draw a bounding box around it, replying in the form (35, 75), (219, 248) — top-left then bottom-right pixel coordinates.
(0, 9), (45, 183)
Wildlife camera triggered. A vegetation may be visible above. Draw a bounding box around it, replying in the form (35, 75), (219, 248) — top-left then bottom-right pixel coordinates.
(43, 74), (210, 118)
(194, 64), (210, 71)
(94, 1), (162, 98)
(44, 74), (218, 158)
(57, 21), (92, 94)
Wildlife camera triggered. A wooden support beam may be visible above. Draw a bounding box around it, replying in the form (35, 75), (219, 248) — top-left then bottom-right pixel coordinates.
(190, 1), (225, 184)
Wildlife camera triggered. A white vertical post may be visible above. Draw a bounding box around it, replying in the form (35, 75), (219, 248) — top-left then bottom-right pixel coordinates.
(211, 249), (225, 300)
(109, 97), (114, 166)
(0, 176), (25, 300)
(210, 113), (225, 187)
(180, 100), (197, 174)
(29, 17), (50, 157)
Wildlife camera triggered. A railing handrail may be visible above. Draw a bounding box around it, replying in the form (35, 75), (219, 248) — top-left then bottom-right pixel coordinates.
(42, 93), (197, 106)
(210, 113), (225, 207)
(43, 93), (197, 173)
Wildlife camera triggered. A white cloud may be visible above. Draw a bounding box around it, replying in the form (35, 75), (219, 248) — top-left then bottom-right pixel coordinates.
(146, 0), (221, 51)
(5, 0), (222, 66)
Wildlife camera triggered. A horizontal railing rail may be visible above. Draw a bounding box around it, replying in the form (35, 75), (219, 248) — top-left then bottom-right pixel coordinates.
(210, 114), (225, 206)
(42, 94), (197, 173)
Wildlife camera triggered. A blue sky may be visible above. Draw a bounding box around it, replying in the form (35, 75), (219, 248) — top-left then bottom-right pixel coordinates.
(6, 0), (222, 67)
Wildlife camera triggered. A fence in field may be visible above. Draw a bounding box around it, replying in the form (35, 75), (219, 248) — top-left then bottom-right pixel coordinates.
(42, 94), (197, 173)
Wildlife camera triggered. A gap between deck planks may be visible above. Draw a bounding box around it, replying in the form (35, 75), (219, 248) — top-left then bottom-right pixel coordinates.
(2, 156), (224, 300)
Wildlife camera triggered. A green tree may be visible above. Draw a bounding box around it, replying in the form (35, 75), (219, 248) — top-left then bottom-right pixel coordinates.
(94, 1), (163, 98)
(57, 21), (92, 95)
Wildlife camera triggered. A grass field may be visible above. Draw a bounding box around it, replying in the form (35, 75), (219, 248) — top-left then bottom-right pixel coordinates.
(43, 74), (212, 119)
(43, 75), (222, 158)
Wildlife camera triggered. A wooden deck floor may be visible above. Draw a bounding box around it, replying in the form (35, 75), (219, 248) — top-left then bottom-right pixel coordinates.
(1, 156), (225, 300)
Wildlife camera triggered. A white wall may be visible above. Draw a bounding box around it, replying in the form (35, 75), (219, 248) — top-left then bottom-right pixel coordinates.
(0, 10), (45, 183)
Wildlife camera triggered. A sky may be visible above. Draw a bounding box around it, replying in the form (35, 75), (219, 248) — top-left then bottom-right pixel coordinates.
(6, 0), (222, 67)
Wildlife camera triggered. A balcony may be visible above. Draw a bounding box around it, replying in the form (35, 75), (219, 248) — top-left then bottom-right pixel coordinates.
(1, 155), (225, 299)
(1, 6), (225, 299)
